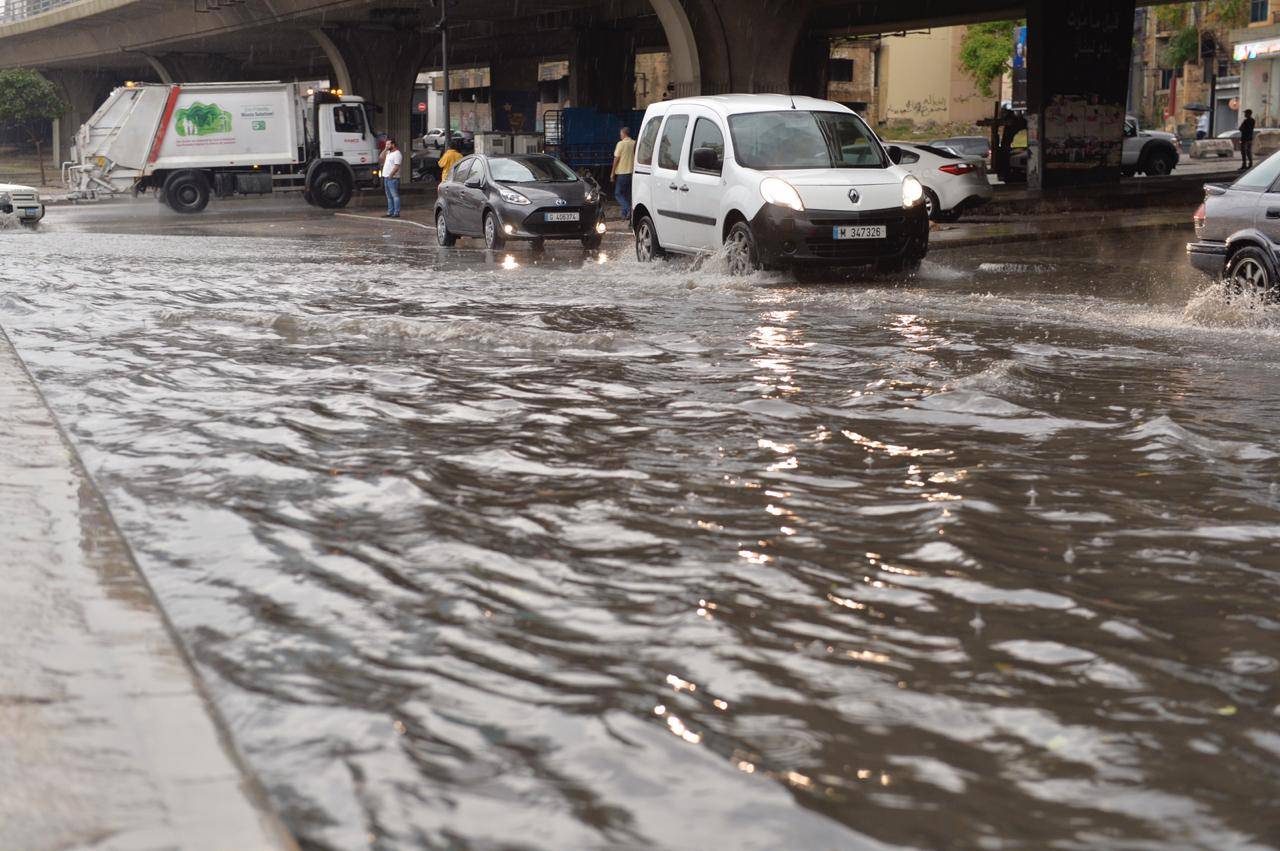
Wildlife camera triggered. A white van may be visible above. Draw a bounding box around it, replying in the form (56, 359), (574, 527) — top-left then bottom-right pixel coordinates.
(629, 94), (928, 274)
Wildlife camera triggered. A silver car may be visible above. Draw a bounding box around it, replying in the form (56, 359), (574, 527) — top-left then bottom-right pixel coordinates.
(1187, 151), (1280, 300)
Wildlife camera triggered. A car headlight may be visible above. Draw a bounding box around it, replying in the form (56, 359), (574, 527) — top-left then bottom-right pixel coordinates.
(500, 187), (531, 205)
(584, 188), (599, 204)
(760, 177), (804, 212)
(902, 175), (924, 208)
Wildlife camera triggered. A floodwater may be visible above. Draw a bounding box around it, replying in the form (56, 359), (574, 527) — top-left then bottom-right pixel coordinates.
(2, 222), (1279, 850)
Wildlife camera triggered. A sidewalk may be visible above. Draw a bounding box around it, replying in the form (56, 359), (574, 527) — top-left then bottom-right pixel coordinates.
(932, 209), (1191, 250)
(0, 326), (297, 851)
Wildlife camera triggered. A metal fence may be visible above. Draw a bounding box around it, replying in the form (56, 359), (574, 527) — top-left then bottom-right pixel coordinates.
(0, 0), (83, 23)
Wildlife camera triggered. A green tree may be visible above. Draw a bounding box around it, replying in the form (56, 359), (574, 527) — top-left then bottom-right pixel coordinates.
(959, 21), (1023, 99)
(0, 68), (65, 186)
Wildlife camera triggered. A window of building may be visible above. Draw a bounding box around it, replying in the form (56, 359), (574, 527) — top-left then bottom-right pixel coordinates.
(828, 58), (854, 83)
(1160, 69), (1175, 90)
(1251, 0), (1268, 23)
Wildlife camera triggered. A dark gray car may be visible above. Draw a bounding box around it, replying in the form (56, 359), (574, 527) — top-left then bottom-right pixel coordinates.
(435, 154), (606, 251)
(1187, 151), (1280, 301)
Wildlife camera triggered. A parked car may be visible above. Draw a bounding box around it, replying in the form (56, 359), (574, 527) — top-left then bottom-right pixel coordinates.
(629, 94), (929, 275)
(929, 135), (991, 161)
(1122, 115), (1180, 177)
(887, 142), (991, 222)
(434, 153), (605, 251)
(421, 128), (474, 154)
(1187, 151), (1280, 301)
(0, 182), (45, 226)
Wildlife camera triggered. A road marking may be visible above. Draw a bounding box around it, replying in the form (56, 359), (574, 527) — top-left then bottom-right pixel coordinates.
(335, 212), (436, 231)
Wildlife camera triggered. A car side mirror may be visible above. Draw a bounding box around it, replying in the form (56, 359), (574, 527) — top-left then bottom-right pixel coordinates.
(692, 146), (722, 172)
(886, 145), (903, 165)
(465, 176), (484, 189)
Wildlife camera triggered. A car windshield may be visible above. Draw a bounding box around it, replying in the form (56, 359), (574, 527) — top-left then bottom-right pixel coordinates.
(729, 110), (887, 170)
(489, 156), (577, 183)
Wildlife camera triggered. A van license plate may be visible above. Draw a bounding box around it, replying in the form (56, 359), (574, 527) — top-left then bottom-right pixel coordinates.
(833, 225), (886, 240)
(546, 212), (579, 222)
(22, 208), (39, 217)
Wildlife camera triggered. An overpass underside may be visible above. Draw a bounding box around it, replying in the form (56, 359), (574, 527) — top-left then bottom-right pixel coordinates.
(2, 0), (1183, 189)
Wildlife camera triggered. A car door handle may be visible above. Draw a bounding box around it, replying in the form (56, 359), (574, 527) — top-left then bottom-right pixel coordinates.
(1268, 208), (1280, 219)
(678, 185), (690, 192)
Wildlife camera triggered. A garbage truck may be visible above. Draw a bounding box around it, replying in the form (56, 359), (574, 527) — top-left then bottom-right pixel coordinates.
(65, 81), (381, 213)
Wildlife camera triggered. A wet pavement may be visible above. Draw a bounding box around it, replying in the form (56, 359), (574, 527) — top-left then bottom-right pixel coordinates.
(2, 201), (1279, 850)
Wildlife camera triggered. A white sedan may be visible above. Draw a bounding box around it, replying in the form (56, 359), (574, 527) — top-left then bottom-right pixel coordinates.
(0, 182), (45, 226)
(887, 142), (992, 222)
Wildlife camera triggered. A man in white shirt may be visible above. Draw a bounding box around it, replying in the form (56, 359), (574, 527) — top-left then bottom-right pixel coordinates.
(382, 138), (403, 219)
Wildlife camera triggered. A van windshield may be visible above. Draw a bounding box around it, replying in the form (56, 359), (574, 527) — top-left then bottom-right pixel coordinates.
(729, 111), (887, 170)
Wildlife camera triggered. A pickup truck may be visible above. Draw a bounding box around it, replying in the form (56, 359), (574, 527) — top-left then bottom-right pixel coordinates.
(0, 182), (45, 225)
(1122, 115), (1181, 177)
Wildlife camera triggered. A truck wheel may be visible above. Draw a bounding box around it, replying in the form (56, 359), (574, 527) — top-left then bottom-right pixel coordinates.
(164, 171), (210, 214)
(309, 168), (352, 209)
(1142, 149), (1175, 177)
(302, 190), (317, 207)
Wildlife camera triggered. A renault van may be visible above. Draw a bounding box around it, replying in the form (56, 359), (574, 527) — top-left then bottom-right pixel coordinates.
(629, 94), (928, 274)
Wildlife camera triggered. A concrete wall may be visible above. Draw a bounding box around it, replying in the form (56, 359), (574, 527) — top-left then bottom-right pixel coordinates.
(879, 27), (987, 128)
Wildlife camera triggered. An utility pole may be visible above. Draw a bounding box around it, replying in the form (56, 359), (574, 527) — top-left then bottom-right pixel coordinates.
(436, 3), (449, 154)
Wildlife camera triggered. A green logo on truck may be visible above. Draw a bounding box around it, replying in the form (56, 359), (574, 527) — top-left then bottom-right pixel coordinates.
(175, 102), (232, 137)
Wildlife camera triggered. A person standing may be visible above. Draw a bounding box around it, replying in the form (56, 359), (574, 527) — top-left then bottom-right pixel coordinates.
(437, 142), (463, 184)
(382, 138), (403, 219)
(1196, 111), (1209, 141)
(1240, 109), (1256, 172)
(611, 126), (636, 221)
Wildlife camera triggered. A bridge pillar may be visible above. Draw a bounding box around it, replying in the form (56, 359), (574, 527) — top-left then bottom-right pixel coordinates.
(682, 0), (815, 94)
(42, 69), (117, 165)
(324, 27), (431, 168)
(1026, 0), (1137, 189)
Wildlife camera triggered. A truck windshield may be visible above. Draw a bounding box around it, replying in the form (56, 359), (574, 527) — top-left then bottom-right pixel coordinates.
(489, 156), (578, 183)
(729, 111), (887, 170)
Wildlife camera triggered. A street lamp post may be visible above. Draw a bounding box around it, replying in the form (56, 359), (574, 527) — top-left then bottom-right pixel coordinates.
(437, 4), (449, 157)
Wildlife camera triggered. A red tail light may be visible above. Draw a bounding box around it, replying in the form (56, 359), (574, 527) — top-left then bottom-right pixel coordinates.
(1193, 202), (1205, 227)
(939, 163), (976, 175)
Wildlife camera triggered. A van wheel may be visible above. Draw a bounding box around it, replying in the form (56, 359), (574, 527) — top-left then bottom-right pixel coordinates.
(1225, 245), (1279, 302)
(436, 210), (457, 247)
(164, 171), (210, 214)
(724, 221), (759, 275)
(635, 214), (664, 262)
(309, 168), (352, 209)
(483, 211), (505, 250)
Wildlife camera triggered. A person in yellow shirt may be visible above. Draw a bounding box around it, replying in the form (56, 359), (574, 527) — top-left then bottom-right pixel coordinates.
(610, 127), (636, 221)
(437, 143), (463, 183)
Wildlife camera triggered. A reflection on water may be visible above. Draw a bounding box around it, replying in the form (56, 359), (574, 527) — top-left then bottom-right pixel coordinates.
(2, 229), (1279, 850)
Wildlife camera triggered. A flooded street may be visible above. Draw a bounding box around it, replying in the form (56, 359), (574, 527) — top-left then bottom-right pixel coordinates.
(2, 221), (1279, 850)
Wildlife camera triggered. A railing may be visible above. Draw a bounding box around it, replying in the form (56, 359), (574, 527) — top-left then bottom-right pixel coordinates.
(0, 0), (83, 23)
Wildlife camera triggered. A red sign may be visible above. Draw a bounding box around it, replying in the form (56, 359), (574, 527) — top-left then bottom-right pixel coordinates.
(417, 102), (427, 113)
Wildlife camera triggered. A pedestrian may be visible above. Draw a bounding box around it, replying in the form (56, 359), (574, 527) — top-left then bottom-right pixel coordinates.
(438, 142), (463, 183)
(1240, 109), (1256, 171)
(611, 126), (636, 222)
(1196, 111), (1209, 141)
(382, 138), (402, 219)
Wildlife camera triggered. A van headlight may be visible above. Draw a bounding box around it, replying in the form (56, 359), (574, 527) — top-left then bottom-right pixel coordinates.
(500, 187), (531, 205)
(902, 175), (924, 208)
(760, 177), (804, 212)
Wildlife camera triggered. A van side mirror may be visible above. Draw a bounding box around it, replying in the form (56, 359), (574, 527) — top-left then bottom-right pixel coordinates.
(886, 145), (903, 165)
(692, 146), (722, 172)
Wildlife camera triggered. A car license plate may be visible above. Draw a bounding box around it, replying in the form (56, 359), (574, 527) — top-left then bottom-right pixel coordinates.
(545, 211), (579, 222)
(833, 225), (886, 240)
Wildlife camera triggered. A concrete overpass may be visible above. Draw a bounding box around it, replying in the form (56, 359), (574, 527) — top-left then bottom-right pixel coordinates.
(1, 0), (1196, 189)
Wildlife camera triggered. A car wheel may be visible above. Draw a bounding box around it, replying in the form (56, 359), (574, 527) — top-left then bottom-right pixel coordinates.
(724, 221), (759, 275)
(163, 171), (210, 214)
(1225, 245), (1279, 302)
(1121, 167), (1137, 178)
(580, 234), (601, 251)
(483, 211), (505, 250)
(531, 239), (547, 254)
(1143, 150), (1175, 177)
(309, 167), (352, 209)
(923, 188), (941, 222)
(436, 210), (457, 247)
(635, 214), (664, 262)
